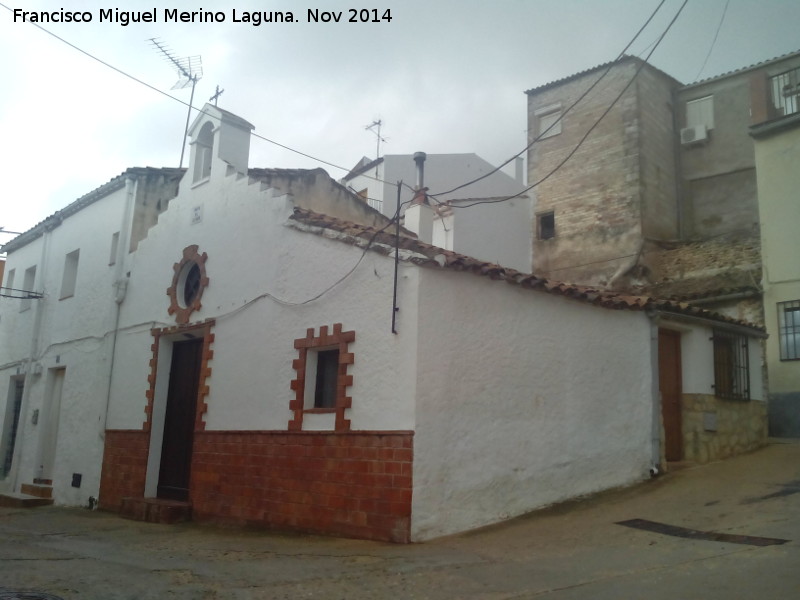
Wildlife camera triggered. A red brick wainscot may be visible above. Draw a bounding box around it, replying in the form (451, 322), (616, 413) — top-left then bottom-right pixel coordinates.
(98, 430), (151, 511)
(190, 430), (413, 543)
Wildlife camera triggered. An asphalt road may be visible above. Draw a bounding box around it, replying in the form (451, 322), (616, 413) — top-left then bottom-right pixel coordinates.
(1, 440), (798, 599)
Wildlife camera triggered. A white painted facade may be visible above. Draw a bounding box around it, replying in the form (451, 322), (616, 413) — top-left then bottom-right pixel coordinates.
(0, 169), (182, 504)
(343, 154), (533, 272)
(0, 104), (766, 541)
(411, 270), (656, 539)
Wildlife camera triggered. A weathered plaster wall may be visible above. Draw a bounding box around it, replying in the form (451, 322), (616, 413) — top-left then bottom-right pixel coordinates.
(678, 75), (759, 238)
(129, 170), (183, 251)
(636, 66), (679, 240)
(527, 61), (655, 285)
(410, 268), (655, 540)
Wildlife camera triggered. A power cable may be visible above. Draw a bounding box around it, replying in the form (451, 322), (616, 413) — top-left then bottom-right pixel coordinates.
(0, 2), (409, 195)
(215, 192), (417, 313)
(692, 0), (729, 81)
(444, 0), (689, 210)
(428, 0), (669, 200)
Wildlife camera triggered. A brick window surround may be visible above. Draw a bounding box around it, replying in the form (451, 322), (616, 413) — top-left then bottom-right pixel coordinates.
(144, 320), (215, 432)
(166, 244), (209, 325)
(290, 324), (355, 432)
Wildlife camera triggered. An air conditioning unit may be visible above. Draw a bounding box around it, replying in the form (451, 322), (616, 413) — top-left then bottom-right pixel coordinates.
(680, 125), (708, 145)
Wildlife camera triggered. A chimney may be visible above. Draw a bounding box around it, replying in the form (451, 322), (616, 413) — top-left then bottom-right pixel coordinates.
(515, 156), (525, 184)
(406, 151), (433, 243)
(413, 151), (427, 193)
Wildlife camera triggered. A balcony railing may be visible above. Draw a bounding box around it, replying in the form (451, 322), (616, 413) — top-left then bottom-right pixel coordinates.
(770, 66), (800, 118)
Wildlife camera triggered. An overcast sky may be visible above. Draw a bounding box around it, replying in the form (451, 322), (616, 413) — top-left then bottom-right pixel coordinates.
(1, 0), (798, 243)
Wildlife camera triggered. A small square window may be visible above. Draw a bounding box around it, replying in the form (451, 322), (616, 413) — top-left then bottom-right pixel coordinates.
(290, 324), (355, 432)
(109, 232), (119, 266)
(534, 104), (562, 139)
(686, 96), (714, 130)
(313, 349), (340, 409)
(777, 300), (800, 361)
(20, 266), (36, 312)
(60, 250), (80, 300)
(538, 212), (555, 240)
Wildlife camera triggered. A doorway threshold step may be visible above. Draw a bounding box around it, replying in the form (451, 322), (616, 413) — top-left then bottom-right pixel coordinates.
(120, 497), (192, 524)
(21, 483), (53, 499)
(0, 492), (54, 508)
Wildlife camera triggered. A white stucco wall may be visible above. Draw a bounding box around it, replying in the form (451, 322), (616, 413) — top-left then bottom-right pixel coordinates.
(345, 154), (531, 271)
(109, 162), (420, 439)
(674, 320), (764, 401)
(447, 197), (533, 272)
(410, 268), (655, 540)
(0, 185), (132, 503)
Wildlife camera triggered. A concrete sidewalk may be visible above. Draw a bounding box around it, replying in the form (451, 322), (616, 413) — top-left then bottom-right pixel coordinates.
(1, 440), (798, 599)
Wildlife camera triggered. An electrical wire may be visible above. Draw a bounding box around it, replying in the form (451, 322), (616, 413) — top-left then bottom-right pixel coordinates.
(692, 0), (729, 82)
(214, 193), (417, 315)
(443, 0), (689, 210)
(428, 0), (669, 200)
(0, 1), (407, 194)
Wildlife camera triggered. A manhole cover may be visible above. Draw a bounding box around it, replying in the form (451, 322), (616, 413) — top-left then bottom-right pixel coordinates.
(0, 593), (65, 600)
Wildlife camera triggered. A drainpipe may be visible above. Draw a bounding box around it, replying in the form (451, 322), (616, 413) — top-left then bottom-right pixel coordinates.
(101, 175), (137, 438)
(645, 310), (663, 475)
(670, 88), (685, 239)
(9, 227), (52, 492)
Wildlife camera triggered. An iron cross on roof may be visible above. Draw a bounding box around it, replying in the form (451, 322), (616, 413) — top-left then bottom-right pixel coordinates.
(210, 85), (224, 106)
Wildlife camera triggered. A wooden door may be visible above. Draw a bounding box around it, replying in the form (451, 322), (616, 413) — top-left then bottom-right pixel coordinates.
(157, 339), (202, 501)
(658, 329), (683, 462)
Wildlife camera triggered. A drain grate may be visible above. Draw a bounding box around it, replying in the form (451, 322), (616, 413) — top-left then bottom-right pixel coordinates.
(617, 518), (789, 546)
(0, 593), (66, 600)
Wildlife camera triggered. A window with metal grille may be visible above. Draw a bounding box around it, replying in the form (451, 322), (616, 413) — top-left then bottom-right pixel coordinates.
(770, 66), (800, 118)
(712, 329), (750, 401)
(777, 300), (800, 360)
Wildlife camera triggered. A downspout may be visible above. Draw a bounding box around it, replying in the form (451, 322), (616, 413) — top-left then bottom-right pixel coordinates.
(10, 228), (52, 492)
(645, 309), (663, 475)
(670, 87), (685, 239)
(101, 176), (137, 438)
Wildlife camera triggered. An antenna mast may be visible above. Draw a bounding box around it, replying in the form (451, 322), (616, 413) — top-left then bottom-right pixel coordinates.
(149, 38), (203, 168)
(365, 119), (387, 161)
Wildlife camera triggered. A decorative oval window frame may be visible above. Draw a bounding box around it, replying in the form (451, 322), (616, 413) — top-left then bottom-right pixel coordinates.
(167, 244), (209, 324)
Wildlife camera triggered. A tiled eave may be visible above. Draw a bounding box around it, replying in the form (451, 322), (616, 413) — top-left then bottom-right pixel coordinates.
(524, 55), (679, 95)
(288, 208), (764, 334)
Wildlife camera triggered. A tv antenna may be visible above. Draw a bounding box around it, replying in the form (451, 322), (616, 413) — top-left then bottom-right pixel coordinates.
(149, 38), (203, 168)
(365, 119), (387, 161)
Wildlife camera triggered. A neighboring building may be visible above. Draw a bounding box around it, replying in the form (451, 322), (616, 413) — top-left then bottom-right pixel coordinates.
(526, 51), (800, 435)
(525, 50), (800, 325)
(751, 107), (800, 436)
(0, 167), (184, 504)
(0, 105), (767, 542)
(342, 153), (532, 272)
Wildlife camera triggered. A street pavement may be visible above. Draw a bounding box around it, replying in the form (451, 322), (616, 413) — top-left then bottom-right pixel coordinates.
(1, 439), (798, 599)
